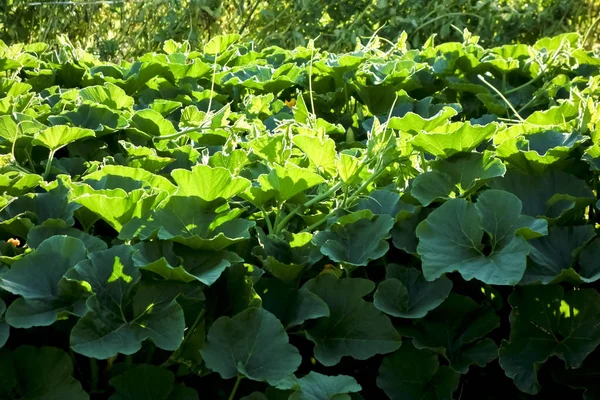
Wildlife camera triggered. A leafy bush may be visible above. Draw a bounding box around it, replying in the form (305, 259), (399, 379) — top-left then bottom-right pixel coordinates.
(1, 0), (599, 58)
(1, 32), (600, 398)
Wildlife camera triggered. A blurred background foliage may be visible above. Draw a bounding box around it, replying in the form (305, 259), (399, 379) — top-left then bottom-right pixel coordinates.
(1, 0), (599, 59)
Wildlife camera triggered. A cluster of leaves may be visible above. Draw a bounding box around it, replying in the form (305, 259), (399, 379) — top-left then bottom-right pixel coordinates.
(1, 0), (599, 59)
(2, 31), (600, 399)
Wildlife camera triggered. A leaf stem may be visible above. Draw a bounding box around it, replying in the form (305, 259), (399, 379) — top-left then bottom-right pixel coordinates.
(477, 74), (525, 122)
(228, 375), (243, 400)
(43, 149), (55, 180)
(90, 358), (99, 391)
(273, 181), (343, 235)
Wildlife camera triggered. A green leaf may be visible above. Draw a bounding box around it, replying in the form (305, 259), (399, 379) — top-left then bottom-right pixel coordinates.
(50, 103), (126, 134)
(304, 274), (402, 366)
(411, 122), (497, 158)
(0, 236), (88, 328)
(204, 34), (240, 54)
(416, 189), (546, 285)
(171, 165), (251, 202)
(490, 169), (595, 219)
(82, 165), (177, 194)
(120, 196), (255, 251)
(410, 171), (456, 206)
(109, 364), (198, 400)
(252, 228), (322, 281)
(521, 225), (595, 284)
(32, 125), (95, 152)
(496, 130), (586, 173)
(79, 82), (134, 110)
(292, 135), (337, 177)
(430, 151), (506, 194)
(68, 246), (185, 359)
(398, 294), (500, 374)
(0, 179), (80, 234)
(73, 188), (166, 233)
(259, 163), (325, 203)
(200, 307), (301, 382)
(127, 109), (177, 139)
(377, 342), (460, 400)
(374, 264), (452, 319)
(313, 212), (394, 267)
(387, 107), (457, 133)
(255, 278), (329, 329)
(0, 346), (88, 400)
(133, 241), (242, 285)
(579, 238), (600, 283)
(499, 286), (600, 395)
(27, 222), (107, 252)
(289, 372), (361, 400)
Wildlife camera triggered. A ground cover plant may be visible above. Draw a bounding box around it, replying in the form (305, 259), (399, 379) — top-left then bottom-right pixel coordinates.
(1, 31), (600, 399)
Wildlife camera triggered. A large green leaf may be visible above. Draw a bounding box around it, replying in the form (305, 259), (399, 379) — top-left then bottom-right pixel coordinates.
(303, 274), (402, 366)
(200, 307), (301, 382)
(253, 228), (322, 281)
(0, 346), (88, 400)
(398, 294), (500, 374)
(171, 164), (251, 202)
(32, 125), (95, 152)
(417, 189), (546, 285)
(68, 246), (185, 359)
(429, 151), (506, 194)
(258, 163), (325, 203)
(133, 241), (242, 285)
(489, 169), (595, 219)
(411, 122), (497, 158)
(521, 225), (595, 284)
(255, 278), (329, 329)
(499, 286), (600, 395)
(292, 135), (337, 177)
(26, 222), (107, 252)
(313, 212), (394, 267)
(377, 342), (460, 400)
(78, 82), (134, 110)
(0, 236), (88, 328)
(120, 196), (255, 251)
(579, 238), (600, 283)
(374, 264), (452, 319)
(289, 372), (361, 400)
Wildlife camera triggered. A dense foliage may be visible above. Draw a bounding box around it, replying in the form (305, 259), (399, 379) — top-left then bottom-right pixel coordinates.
(1, 31), (600, 398)
(1, 0), (599, 58)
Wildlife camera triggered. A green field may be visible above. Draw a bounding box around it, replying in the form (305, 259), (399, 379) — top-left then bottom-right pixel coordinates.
(1, 15), (600, 400)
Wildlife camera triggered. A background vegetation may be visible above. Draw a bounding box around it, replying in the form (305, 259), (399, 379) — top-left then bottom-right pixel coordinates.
(1, 0), (599, 59)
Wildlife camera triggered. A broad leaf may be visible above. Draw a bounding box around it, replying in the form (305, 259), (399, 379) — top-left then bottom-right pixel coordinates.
(255, 278), (329, 329)
(398, 294), (500, 374)
(377, 342), (460, 400)
(33, 125), (95, 152)
(289, 372), (361, 400)
(521, 225), (595, 284)
(68, 246), (185, 359)
(304, 274), (402, 366)
(416, 189), (546, 285)
(0, 236), (88, 328)
(0, 346), (88, 400)
(374, 264), (453, 319)
(499, 286), (600, 394)
(200, 307), (301, 382)
(313, 212), (394, 267)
